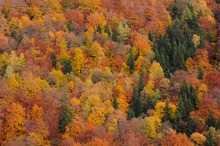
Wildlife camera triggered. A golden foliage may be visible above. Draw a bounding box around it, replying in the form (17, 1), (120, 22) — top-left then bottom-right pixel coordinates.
(153, 102), (177, 119)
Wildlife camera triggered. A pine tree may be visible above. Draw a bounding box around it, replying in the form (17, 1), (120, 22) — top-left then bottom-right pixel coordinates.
(104, 24), (111, 36)
(148, 31), (153, 42)
(131, 86), (143, 117)
(61, 59), (72, 74)
(198, 67), (204, 80)
(186, 116), (196, 136)
(184, 97), (193, 121)
(96, 24), (102, 33)
(58, 99), (73, 133)
(172, 111), (183, 133)
(67, 20), (74, 32)
(127, 108), (135, 120)
(189, 85), (198, 109)
(126, 49), (135, 73)
(206, 111), (216, 127)
(51, 52), (57, 69)
(205, 128), (215, 146)
(162, 100), (171, 122)
(113, 96), (118, 109)
(177, 95), (186, 121)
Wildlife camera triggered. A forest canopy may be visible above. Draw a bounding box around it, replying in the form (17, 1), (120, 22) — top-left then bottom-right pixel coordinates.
(0, 0), (220, 145)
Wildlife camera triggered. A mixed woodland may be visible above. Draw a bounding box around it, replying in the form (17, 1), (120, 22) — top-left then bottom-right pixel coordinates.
(0, 0), (220, 145)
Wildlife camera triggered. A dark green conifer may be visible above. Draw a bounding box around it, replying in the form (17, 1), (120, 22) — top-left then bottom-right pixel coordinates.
(162, 100), (171, 122)
(113, 96), (118, 109)
(58, 99), (73, 133)
(126, 49), (135, 73)
(186, 116), (196, 136)
(206, 111), (216, 127)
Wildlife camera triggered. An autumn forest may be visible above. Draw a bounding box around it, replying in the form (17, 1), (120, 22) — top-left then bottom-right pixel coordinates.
(0, 0), (220, 145)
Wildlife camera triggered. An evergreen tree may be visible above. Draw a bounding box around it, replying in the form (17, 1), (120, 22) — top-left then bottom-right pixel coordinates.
(184, 97), (194, 121)
(205, 128), (215, 146)
(58, 99), (73, 133)
(162, 100), (171, 122)
(51, 52), (57, 69)
(198, 67), (204, 79)
(127, 108), (135, 120)
(126, 49), (135, 73)
(186, 116), (196, 136)
(104, 24), (111, 36)
(148, 31), (153, 42)
(96, 24), (102, 33)
(67, 20), (74, 32)
(206, 111), (216, 127)
(216, 117), (220, 130)
(61, 59), (72, 74)
(177, 95), (186, 121)
(189, 85), (198, 109)
(130, 86), (143, 117)
(17, 29), (24, 44)
(172, 111), (183, 133)
(113, 96), (118, 109)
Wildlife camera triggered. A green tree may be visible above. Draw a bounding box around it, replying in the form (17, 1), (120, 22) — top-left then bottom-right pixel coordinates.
(58, 99), (73, 133)
(162, 100), (171, 122)
(186, 116), (196, 136)
(60, 59), (72, 74)
(206, 112), (216, 127)
(172, 111), (183, 133)
(113, 96), (118, 109)
(104, 24), (111, 36)
(126, 49), (135, 73)
(96, 24), (102, 33)
(127, 108), (135, 120)
(130, 86), (143, 117)
(148, 31), (153, 42)
(51, 52), (57, 69)
(205, 128), (216, 146)
(67, 20), (74, 32)
(198, 67), (204, 79)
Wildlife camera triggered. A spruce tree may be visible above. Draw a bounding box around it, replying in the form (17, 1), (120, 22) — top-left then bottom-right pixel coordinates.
(113, 96), (118, 109)
(58, 99), (73, 133)
(104, 24), (111, 36)
(127, 108), (135, 120)
(198, 67), (204, 79)
(96, 24), (102, 33)
(206, 111), (216, 127)
(172, 111), (183, 133)
(189, 85), (198, 109)
(148, 31), (153, 42)
(131, 86), (143, 117)
(67, 20), (74, 32)
(186, 116), (196, 136)
(162, 100), (171, 122)
(205, 128), (215, 146)
(126, 49), (135, 73)
(51, 52), (57, 69)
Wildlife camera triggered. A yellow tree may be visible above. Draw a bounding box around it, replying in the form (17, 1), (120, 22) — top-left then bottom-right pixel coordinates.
(88, 41), (105, 66)
(141, 116), (161, 138)
(77, 0), (101, 15)
(87, 104), (107, 126)
(72, 48), (86, 76)
(149, 61), (164, 81)
(190, 132), (206, 146)
(153, 102), (177, 119)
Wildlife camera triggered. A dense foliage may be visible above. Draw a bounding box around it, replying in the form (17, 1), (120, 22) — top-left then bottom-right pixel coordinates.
(0, 0), (220, 145)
